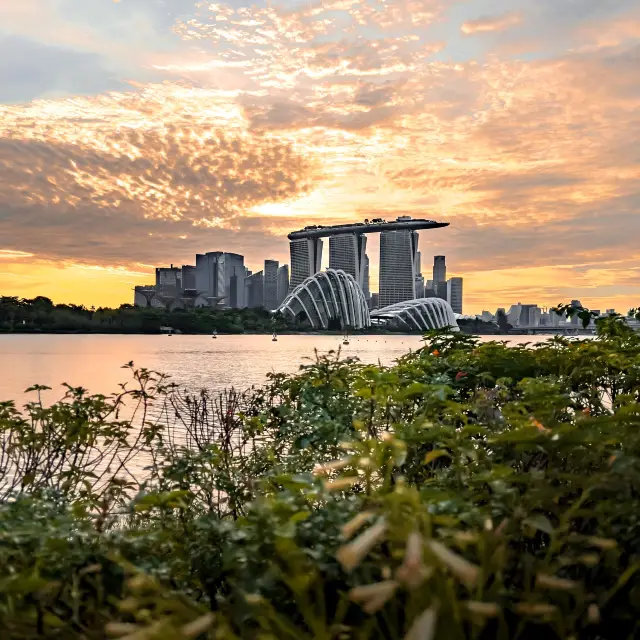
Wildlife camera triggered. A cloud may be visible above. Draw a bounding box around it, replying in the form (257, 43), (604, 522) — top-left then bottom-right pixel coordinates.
(0, 83), (317, 266)
(1, 0), (640, 311)
(0, 35), (127, 103)
(461, 11), (523, 35)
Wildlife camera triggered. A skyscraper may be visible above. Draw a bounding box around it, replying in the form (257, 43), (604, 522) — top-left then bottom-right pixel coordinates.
(433, 256), (447, 301)
(195, 252), (245, 308)
(570, 299), (583, 325)
(277, 265), (290, 306)
(289, 238), (323, 291)
(379, 218), (418, 307)
(414, 274), (425, 299)
(363, 254), (370, 302)
(447, 277), (463, 314)
(433, 256), (446, 281)
(155, 265), (181, 297)
(414, 251), (424, 299)
(263, 259), (279, 310)
(181, 265), (196, 291)
(328, 233), (368, 291)
(245, 270), (264, 308)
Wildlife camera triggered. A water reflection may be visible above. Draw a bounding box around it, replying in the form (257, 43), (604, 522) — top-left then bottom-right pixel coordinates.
(0, 333), (558, 403)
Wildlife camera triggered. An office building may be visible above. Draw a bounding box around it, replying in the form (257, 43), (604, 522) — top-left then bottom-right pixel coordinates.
(181, 265), (196, 291)
(414, 251), (424, 299)
(277, 265), (290, 306)
(263, 259), (279, 310)
(289, 238), (323, 291)
(370, 293), (379, 310)
(507, 303), (541, 327)
(540, 310), (561, 327)
(423, 279), (436, 298)
(155, 265), (181, 297)
(433, 256), (446, 281)
(570, 299), (583, 325)
(245, 270), (264, 308)
(432, 256), (447, 301)
(447, 277), (463, 314)
(363, 254), (370, 302)
(329, 233), (368, 291)
(195, 252), (245, 308)
(379, 217), (419, 307)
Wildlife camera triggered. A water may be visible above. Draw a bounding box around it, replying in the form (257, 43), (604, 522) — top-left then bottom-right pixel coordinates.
(0, 333), (557, 404)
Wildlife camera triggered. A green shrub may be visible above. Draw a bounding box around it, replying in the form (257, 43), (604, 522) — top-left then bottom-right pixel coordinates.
(1, 315), (640, 638)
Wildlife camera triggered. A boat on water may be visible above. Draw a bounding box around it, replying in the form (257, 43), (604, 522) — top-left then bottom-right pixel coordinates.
(212, 330), (217, 339)
(343, 332), (350, 346)
(272, 332), (278, 342)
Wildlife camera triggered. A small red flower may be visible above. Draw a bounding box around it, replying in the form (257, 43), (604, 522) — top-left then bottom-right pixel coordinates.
(455, 371), (468, 382)
(432, 349), (440, 357)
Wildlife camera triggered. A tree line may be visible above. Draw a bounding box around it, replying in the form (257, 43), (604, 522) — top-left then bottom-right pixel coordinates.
(0, 296), (298, 334)
(0, 295), (504, 334)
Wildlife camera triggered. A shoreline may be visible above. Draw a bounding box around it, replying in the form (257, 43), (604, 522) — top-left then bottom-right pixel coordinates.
(0, 329), (509, 336)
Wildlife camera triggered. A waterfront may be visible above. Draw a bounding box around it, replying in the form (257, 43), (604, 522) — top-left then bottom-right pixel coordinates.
(0, 333), (561, 403)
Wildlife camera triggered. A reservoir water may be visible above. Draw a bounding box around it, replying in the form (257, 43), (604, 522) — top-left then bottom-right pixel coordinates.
(0, 333), (557, 404)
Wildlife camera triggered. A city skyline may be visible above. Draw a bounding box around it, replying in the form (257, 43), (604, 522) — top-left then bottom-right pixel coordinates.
(0, 1), (639, 313)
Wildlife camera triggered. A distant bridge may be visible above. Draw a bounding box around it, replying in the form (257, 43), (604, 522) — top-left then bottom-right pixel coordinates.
(509, 326), (596, 336)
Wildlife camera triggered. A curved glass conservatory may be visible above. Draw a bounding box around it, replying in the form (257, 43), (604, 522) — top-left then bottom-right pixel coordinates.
(371, 298), (458, 331)
(277, 269), (370, 330)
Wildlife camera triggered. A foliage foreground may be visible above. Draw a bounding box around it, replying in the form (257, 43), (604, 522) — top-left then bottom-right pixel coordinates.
(2, 317), (640, 639)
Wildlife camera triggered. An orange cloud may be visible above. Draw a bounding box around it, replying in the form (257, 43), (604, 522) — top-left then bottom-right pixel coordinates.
(1, 0), (639, 313)
(461, 11), (523, 35)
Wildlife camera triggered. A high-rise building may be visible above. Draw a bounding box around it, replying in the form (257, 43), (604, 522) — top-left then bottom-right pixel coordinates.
(329, 233), (368, 291)
(263, 259), (279, 310)
(181, 265), (196, 291)
(379, 218), (418, 307)
(413, 251), (424, 299)
(245, 270), (264, 308)
(447, 277), (463, 314)
(370, 293), (380, 310)
(432, 256), (447, 301)
(423, 279), (436, 298)
(507, 303), (541, 327)
(195, 252), (245, 308)
(570, 299), (583, 325)
(277, 265), (290, 306)
(433, 256), (446, 281)
(363, 254), (370, 302)
(289, 238), (323, 291)
(155, 265), (181, 297)
(414, 275), (425, 299)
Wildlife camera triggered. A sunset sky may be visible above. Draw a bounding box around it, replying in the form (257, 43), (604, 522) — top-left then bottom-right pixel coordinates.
(0, 0), (639, 313)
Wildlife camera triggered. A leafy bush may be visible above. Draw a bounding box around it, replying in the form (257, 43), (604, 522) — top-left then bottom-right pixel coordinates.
(1, 315), (640, 638)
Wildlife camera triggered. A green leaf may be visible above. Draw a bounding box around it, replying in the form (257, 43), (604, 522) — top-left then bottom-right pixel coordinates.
(523, 514), (554, 535)
(425, 450), (451, 465)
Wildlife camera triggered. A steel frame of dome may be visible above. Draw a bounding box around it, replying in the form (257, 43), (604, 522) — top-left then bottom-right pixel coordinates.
(371, 298), (459, 331)
(277, 269), (370, 330)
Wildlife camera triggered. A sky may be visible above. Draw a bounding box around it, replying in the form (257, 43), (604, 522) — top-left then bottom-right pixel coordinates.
(0, 0), (639, 313)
